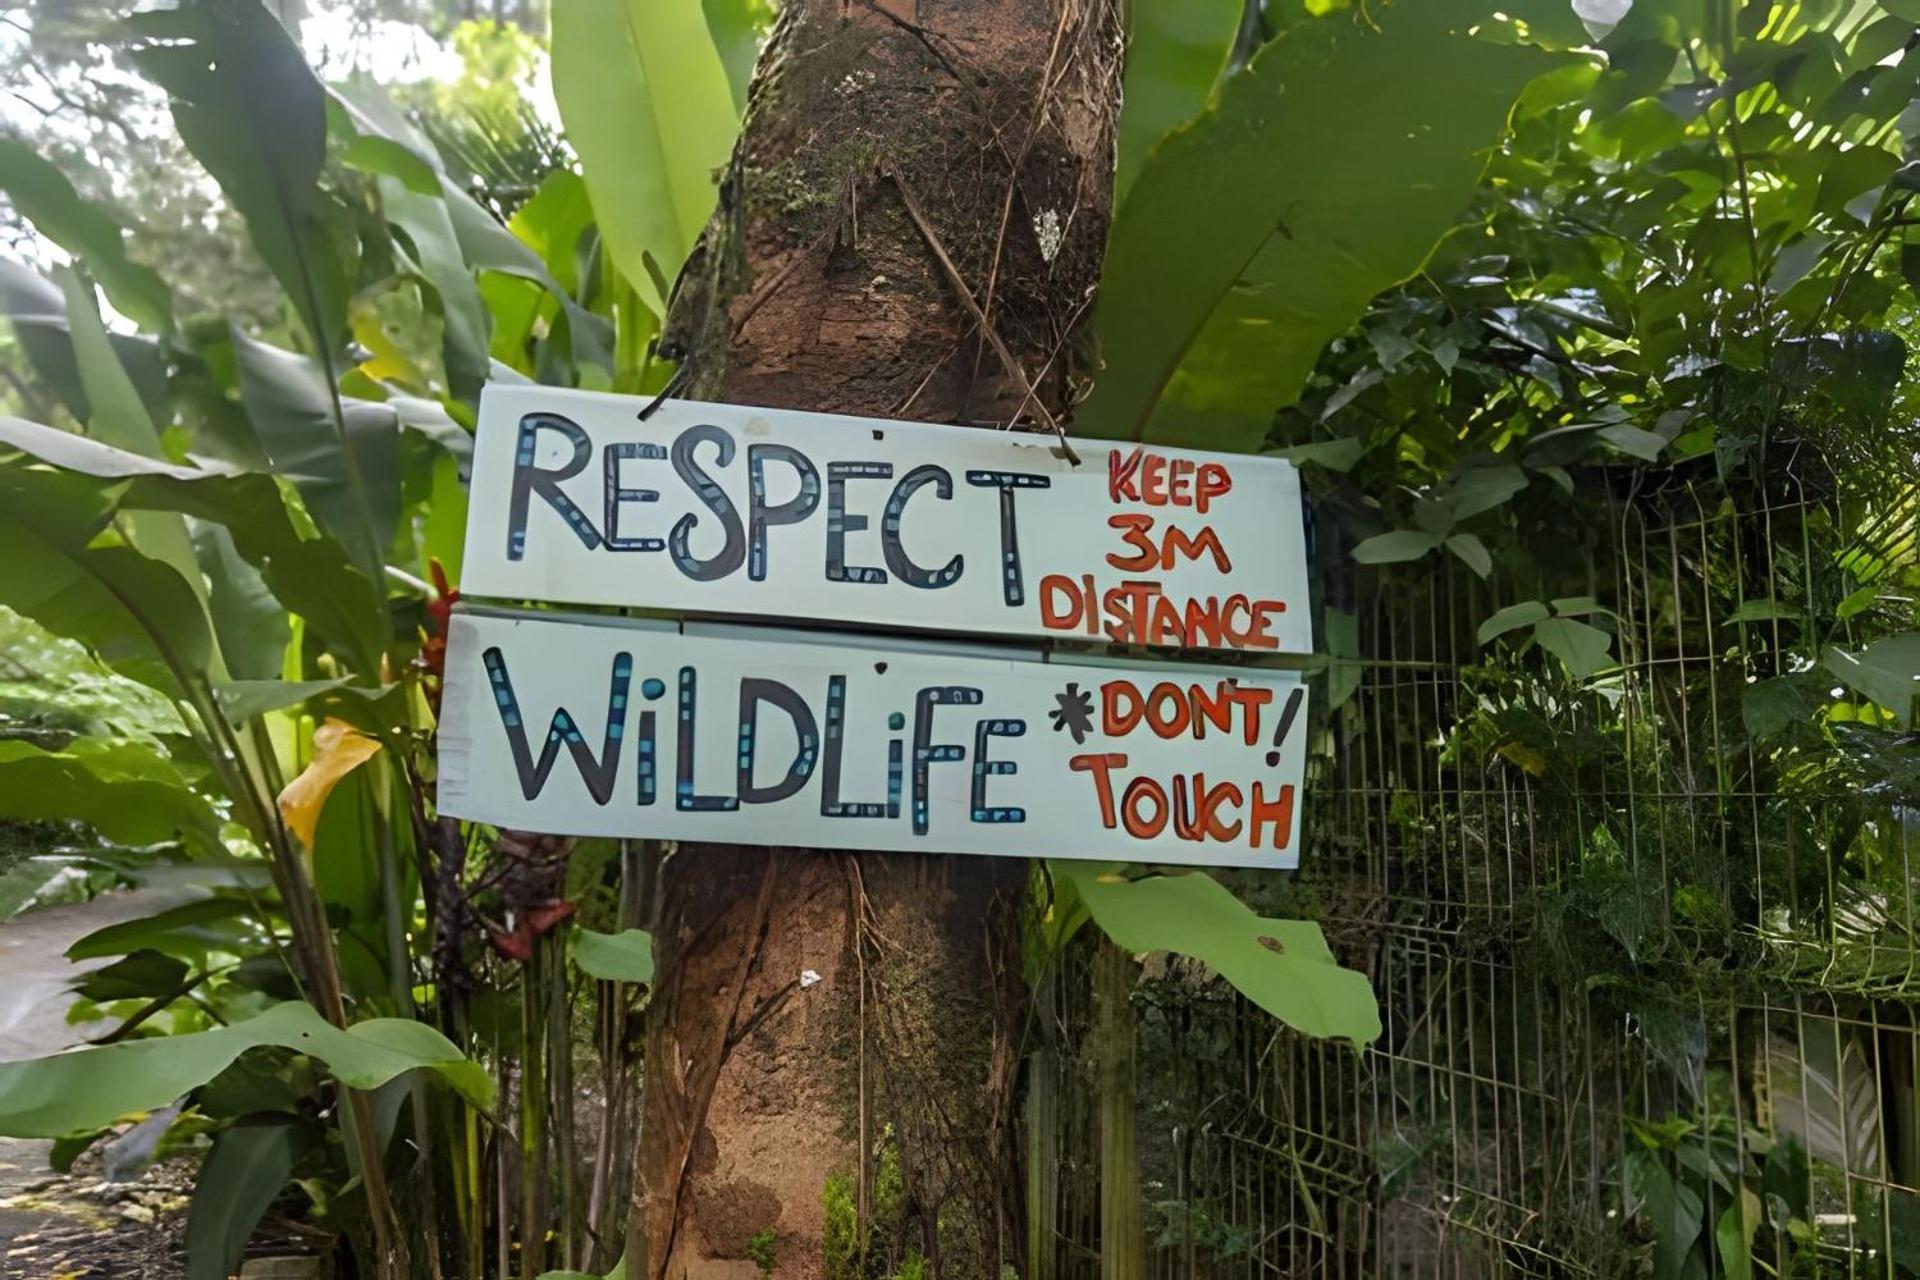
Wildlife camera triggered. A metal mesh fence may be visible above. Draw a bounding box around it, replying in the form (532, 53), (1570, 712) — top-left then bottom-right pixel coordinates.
(1037, 462), (1920, 1278)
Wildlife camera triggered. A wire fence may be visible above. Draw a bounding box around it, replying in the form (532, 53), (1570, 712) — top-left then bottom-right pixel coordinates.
(1037, 460), (1920, 1277)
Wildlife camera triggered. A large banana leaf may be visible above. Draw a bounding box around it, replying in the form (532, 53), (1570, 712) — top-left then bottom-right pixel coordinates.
(0, 415), (387, 674)
(128, 0), (347, 352)
(0, 738), (220, 845)
(0, 1000), (493, 1137)
(185, 1120), (305, 1280)
(1078, 4), (1556, 451)
(1114, 0), (1244, 210)
(551, 0), (740, 316)
(0, 140), (172, 333)
(1051, 862), (1380, 1045)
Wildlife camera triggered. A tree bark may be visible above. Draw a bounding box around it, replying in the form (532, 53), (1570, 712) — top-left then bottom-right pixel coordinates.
(629, 2), (1120, 1277)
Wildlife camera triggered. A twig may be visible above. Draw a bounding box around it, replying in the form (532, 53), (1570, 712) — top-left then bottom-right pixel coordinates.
(884, 161), (1080, 465)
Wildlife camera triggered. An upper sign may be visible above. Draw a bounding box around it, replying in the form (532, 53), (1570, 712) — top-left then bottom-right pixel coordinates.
(461, 387), (1311, 654)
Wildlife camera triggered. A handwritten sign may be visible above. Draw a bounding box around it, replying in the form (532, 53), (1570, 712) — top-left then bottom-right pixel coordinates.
(460, 387), (1311, 655)
(436, 608), (1308, 869)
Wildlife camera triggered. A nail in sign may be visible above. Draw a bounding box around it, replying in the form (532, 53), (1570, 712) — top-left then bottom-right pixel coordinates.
(460, 387), (1311, 654)
(436, 610), (1309, 868)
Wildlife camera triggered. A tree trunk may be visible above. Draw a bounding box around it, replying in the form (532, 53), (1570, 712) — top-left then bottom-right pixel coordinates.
(629, 2), (1120, 1276)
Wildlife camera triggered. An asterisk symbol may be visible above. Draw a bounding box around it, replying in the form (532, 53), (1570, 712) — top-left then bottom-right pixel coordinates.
(1049, 682), (1095, 745)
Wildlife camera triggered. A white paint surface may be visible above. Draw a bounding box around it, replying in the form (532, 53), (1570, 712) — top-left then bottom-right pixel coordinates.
(438, 609), (1308, 869)
(460, 387), (1312, 655)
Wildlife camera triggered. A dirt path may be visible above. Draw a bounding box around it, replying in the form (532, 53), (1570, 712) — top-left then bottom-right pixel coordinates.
(0, 890), (195, 1278)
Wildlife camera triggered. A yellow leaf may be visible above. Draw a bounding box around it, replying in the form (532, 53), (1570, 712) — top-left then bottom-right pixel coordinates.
(277, 718), (383, 848)
(1495, 741), (1549, 776)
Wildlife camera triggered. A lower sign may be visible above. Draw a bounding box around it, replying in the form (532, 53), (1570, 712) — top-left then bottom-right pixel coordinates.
(437, 609), (1307, 868)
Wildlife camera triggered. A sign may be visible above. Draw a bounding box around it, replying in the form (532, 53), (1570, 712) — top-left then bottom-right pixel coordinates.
(460, 387), (1311, 655)
(437, 608), (1308, 869)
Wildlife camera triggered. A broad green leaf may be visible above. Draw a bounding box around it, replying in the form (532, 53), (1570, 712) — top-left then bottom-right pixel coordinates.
(703, 0), (772, 115)
(68, 896), (255, 961)
(193, 522), (288, 682)
(0, 140), (171, 332)
(185, 1120), (303, 1280)
(0, 415), (386, 674)
(574, 927), (655, 984)
(1324, 607), (1362, 712)
(213, 678), (354, 723)
(1596, 422), (1668, 460)
(1352, 529), (1443, 564)
(330, 87), (491, 404)
(1115, 0), (1244, 209)
(1079, 6), (1554, 450)
(230, 326), (400, 582)
(1534, 616), (1613, 676)
(1446, 532), (1493, 578)
(1478, 600), (1550, 644)
(75, 950), (192, 1003)
(1823, 633), (1920, 727)
(1713, 1186), (1761, 1280)
(1444, 464), (1529, 520)
(1629, 1150), (1704, 1280)
(60, 272), (210, 610)
(0, 739), (219, 844)
(552, 0), (741, 315)
(128, 0), (347, 350)
(1052, 862), (1380, 1044)
(0, 469), (214, 697)
(0, 1000), (493, 1138)
(1278, 436), (1366, 471)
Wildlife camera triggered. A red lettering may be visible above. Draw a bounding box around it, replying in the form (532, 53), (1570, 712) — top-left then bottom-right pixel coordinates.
(1168, 458), (1195, 506)
(1039, 574), (1084, 631)
(1195, 777), (1244, 842)
(1105, 513), (1158, 571)
(1108, 446), (1143, 503)
(1070, 753), (1127, 828)
(1145, 682), (1190, 739)
(1249, 781), (1295, 849)
(1162, 525), (1231, 572)
(1191, 682), (1236, 738)
(1195, 463), (1231, 515)
(1101, 681), (1145, 737)
(1226, 685), (1274, 745)
(1121, 775), (1169, 839)
(1141, 453), (1169, 505)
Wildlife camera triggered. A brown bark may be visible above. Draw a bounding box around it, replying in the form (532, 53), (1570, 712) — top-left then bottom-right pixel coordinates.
(629, 2), (1120, 1277)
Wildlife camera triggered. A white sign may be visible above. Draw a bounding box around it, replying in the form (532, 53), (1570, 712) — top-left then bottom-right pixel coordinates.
(460, 387), (1311, 655)
(437, 608), (1309, 869)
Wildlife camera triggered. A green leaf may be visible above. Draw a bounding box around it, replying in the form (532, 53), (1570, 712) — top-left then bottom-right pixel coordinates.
(1444, 464), (1529, 520)
(1596, 423), (1668, 460)
(1742, 676), (1821, 740)
(1823, 633), (1920, 727)
(0, 415), (386, 674)
(1115, 0), (1244, 209)
(193, 522), (288, 682)
(0, 1000), (492, 1138)
(213, 678), (353, 723)
(1630, 1151), (1705, 1280)
(230, 327), (400, 581)
(1278, 436), (1366, 471)
(1052, 863), (1380, 1044)
(185, 1120), (303, 1280)
(1324, 607), (1362, 712)
(0, 140), (172, 332)
(1078, 7), (1555, 450)
(0, 463), (215, 697)
(0, 739), (219, 844)
(128, 0), (346, 350)
(75, 950), (192, 1003)
(1533, 616), (1613, 676)
(330, 87), (492, 405)
(573, 927), (655, 984)
(553, 0), (741, 315)
(1445, 532), (1493, 578)
(1352, 529), (1444, 564)
(67, 897), (256, 961)
(703, 0), (772, 115)
(1714, 1186), (1761, 1280)
(1478, 600), (1550, 644)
